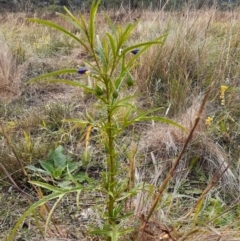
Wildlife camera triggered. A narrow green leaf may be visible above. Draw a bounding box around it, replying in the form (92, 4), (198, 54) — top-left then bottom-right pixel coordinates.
(29, 181), (64, 193)
(30, 181), (86, 193)
(7, 192), (65, 241)
(56, 12), (82, 32)
(63, 118), (91, 125)
(58, 8), (87, 36)
(109, 94), (137, 114)
(106, 33), (117, 57)
(45, 195), (64, 234)
(104, 13), (117, 35)
(28, 18), (88, 49)
(89, 0), (101, 45)
(96, 35), (108, 69)
(30, 78), (95, 93)
(67, 166), (82, 187)
(118, 23), (136, 49)
(114, 66), (127, 90)
(62, 7), (90, 43)
(134, 116), (187, 132)
(79, 14), (89, 35)
(90, 229), (112, 235)
(125, 35), (167, 68)
(194, 198), (204, 221)
(25, 165), (49, 175)
(122, 36), (166, 55)
(116, 192), (134, 202)
(27, 69), (77, 84)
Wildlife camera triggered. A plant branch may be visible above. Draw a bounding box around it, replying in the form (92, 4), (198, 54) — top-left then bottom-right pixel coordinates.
(145, 84), (212, 222)
(0, 121), (27, 176)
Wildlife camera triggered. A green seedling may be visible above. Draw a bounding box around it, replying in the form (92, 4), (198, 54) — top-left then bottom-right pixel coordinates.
(26, 145), (80, 181)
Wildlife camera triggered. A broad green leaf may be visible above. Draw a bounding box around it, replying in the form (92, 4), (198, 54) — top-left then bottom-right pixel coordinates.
(54, 167), (65, 179)
(52, 145), (67, 167)
(39, 160), (55, 176)
(73, 172), (90, 183)
(67, 161), (80, 173)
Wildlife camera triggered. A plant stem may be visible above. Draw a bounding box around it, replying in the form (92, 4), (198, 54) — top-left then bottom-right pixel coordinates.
(107, 107), (116, 225)
(104, 74), (116, 227)
(145, 84), (212, 222)
(0, 121), (27, 176)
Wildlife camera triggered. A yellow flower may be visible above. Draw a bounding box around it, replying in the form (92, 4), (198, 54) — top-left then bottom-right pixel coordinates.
(221, 85), (228, 92)
(205, 117), (213, 127)
(220, 85), (228, 105)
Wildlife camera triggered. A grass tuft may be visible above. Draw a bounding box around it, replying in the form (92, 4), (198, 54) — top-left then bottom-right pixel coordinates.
(0, 36), (22, 101)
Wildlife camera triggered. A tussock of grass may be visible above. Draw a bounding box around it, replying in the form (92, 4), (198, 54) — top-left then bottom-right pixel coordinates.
(136, 9), (240, 116)
(1, 6), (240, 241)
(139, 95), (236, 190)
(0, 36), (22, 101)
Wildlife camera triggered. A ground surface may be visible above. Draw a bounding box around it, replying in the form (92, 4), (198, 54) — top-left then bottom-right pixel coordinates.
(1, 8), (240, 241)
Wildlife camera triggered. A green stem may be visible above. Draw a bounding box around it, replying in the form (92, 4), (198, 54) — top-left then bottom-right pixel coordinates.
(104, 75), (116, 229)
(107, 108), (115, 225)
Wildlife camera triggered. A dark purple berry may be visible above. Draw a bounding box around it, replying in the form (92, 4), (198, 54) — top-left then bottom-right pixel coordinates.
(78, 67), (88, 74)
(131, 49), (140, 55)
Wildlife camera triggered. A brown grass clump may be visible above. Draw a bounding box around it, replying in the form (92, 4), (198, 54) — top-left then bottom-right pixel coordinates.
(0, 36), (22, 102)
(138, 94), (236, 190)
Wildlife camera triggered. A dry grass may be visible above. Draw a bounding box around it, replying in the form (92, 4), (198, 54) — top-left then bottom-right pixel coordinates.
(138, 94), (236, 188)
(1, 7), (240, 241)
(133, 9), (240, 115)
(0, 36), (22, 101)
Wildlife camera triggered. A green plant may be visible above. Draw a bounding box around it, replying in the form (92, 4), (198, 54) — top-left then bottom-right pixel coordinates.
(8, 1), (185, 240)
(26, 145), (81, 182)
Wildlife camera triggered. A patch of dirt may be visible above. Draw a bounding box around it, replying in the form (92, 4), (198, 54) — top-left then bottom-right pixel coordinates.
(0, 47), (88, 105)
